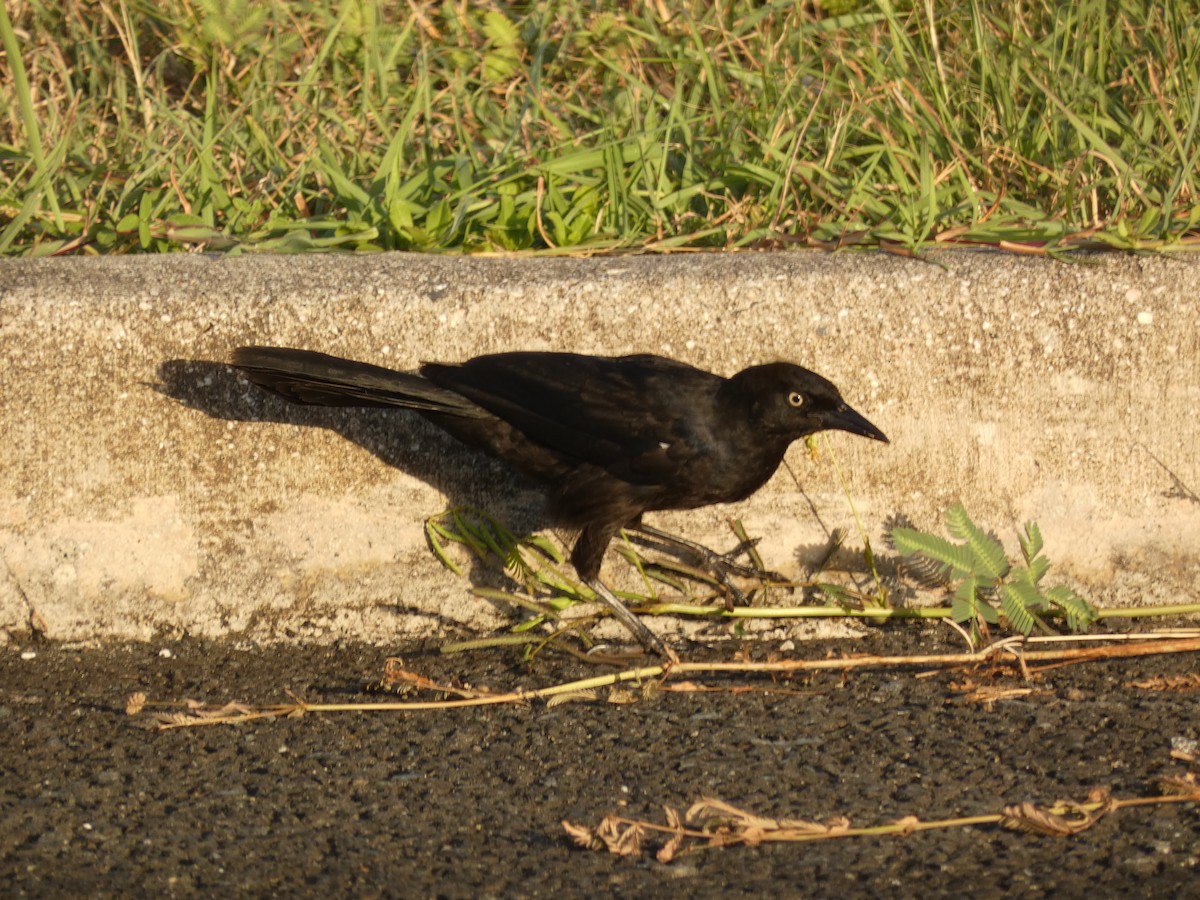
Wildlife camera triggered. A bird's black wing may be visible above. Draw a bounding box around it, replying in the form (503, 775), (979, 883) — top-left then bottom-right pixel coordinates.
(420, 353), (720, 484)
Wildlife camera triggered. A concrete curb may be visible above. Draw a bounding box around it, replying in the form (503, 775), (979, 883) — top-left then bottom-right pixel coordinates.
(2, 251), (1197, 643)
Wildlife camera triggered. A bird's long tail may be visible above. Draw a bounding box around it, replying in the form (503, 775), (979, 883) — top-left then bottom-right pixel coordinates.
(230, 346), (487, 417)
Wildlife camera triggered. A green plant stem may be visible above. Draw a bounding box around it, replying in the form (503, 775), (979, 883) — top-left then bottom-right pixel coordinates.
(638, 603), (948, 620)
(1096, 604), (1200, 619)
(637, 602), (1200, 623)
(438, 634), (548, 653)
(0, 5), (48, 178)
(819, 434), (889, 606)
(0, 0), (62, 231)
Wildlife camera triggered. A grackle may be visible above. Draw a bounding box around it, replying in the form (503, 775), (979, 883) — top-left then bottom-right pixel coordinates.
(231, 347), (888, 659)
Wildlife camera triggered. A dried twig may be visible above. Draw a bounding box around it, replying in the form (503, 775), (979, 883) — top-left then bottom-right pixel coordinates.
(564, 786), (1200, 859)
(1127, 673), (1200, 692)
(131, 636), (1200, 729)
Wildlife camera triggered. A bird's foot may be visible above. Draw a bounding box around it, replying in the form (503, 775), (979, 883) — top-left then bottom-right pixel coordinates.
(627, 523), (787, 609)
(586, 578), (679, 664)
(705, 539), (790, 608)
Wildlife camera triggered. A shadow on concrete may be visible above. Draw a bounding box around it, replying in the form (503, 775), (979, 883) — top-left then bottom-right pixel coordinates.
(153, 359), (559, 605)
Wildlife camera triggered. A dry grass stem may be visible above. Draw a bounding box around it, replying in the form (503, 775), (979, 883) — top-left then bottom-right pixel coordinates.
(564, 785), (1200, 860)
(132, 635), (1200, 729)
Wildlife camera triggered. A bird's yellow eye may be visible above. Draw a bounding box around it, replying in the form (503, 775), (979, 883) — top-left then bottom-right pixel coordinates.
(787, 391), (804, 408)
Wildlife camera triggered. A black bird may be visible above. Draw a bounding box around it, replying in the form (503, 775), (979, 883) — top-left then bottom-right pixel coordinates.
(231, 347), (888, 658)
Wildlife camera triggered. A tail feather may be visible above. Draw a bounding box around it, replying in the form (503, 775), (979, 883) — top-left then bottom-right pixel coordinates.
(230, 346), (487, 417)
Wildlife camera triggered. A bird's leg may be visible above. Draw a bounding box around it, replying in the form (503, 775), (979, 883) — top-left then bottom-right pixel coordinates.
(585, 578), (678, 664)
(626, 522), (787, 607)
(571, 523), (677, 662)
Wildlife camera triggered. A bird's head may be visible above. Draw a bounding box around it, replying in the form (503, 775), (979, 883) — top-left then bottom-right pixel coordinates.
(728, 363), (889, 444)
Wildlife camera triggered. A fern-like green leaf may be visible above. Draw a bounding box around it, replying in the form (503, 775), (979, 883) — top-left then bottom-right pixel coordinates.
(524, 534), (565, 564)
(533, 565), (584, 596)
(891, 527), (977, 577)
(1007, 567), (1050, 610)
(511, 616), (548, 633)
(446, 510), (490, 558)
(424, 519), (464, 575)
(1044, 585), (1098, 632)
(1000, 581), (1040, 635)
(1019, 521), (1044, 565)
(470, 517), (512, 561)
(944, 503), (1009, 579)
(1025, 553), (1050, 584)
(950, 594), (975, 625)
(951, 575), (998, 625)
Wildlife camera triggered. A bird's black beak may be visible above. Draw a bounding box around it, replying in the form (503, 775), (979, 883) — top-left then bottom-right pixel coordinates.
(822, 402), (889, 443)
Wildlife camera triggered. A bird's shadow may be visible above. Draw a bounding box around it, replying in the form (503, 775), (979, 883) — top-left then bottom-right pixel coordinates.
(154, 359), (559, 613)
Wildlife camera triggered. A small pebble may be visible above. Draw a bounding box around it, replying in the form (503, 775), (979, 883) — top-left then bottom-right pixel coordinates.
(1170, 736), (1198, 756)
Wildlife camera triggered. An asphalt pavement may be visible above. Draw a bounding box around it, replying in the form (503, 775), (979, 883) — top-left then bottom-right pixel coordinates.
(3, 627), (1198, 897)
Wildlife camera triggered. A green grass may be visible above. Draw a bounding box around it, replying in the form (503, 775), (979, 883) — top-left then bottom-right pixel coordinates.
(3, 0), (1200, 256)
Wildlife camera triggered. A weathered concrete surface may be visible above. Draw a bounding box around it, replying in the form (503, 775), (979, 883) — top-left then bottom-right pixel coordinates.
(1, 252), (1197, 643)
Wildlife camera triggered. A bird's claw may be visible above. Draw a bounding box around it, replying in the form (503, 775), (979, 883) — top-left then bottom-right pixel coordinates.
(628, 523), (787, 608)
(697, 545), (788, 610)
